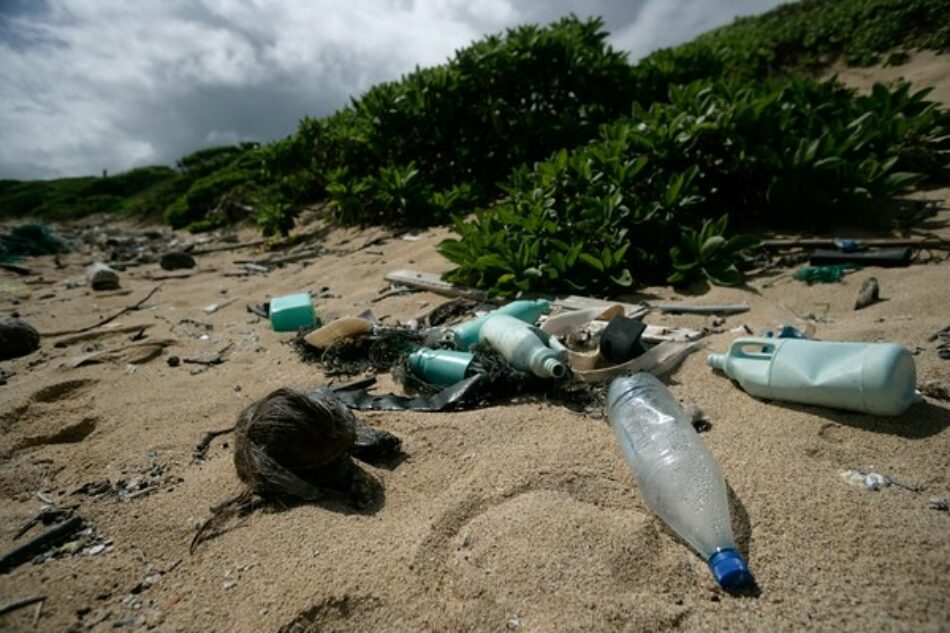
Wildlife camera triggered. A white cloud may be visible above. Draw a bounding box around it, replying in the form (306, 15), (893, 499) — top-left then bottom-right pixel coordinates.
(0, 0), (784, 180)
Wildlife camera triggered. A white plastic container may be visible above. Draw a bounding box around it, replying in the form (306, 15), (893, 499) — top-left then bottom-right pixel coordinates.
(607, 373), (752, 590)
(479, 314), (568, 378)
(707, 337), (917, 416)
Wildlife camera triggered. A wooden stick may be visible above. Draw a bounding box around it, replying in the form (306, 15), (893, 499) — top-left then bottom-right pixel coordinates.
(39, 286), (161, 337)
(761, 237), (949, 249)
(658, 303), (750, 315)
(190, 238), (268, 255)
(0, 262), (33, 276)
(193, 426), (235, 461)
(0, 517), (83, 574)
(0, 595), (45, 617)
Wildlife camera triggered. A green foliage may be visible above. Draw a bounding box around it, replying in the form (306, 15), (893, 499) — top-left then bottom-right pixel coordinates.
(254, 199), (296, 237)
(635, 0), (950, 96)
(668, 216), (759, 286)
(440, 75), (948, 295)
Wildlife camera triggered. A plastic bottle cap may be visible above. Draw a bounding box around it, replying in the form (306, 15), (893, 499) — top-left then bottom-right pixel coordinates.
(708, 549), (753, 590)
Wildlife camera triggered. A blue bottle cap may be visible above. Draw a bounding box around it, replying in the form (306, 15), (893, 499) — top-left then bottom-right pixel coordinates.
(708, 549), (753, 590)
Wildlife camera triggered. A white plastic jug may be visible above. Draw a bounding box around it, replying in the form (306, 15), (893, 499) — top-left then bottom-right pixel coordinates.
(707, 337), (917, 416)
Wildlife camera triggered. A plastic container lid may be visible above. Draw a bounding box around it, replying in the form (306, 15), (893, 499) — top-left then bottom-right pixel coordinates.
(708, 549), (753, 590)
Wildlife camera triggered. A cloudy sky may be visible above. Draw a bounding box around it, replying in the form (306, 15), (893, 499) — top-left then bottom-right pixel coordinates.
(0, 0), (785, 180)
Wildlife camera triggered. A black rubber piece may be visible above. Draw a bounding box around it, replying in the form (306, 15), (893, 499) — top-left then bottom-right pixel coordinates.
(599, 316), (648, 363)
(809, 247), (912, 267)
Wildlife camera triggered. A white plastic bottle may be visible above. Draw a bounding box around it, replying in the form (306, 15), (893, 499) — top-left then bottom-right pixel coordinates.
(607, 372), (753, 590)
(479, 314), (568, 378)
(707, 337), (917, 416)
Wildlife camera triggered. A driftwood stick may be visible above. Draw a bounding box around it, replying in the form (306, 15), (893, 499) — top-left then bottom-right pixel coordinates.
(761, 237), (949, 249)
(0, 516), (83, 574)
(0, 595), (45, 617)
(40, 286), (161, 337)
(0, 262), (33, 276)
(190, 239), (268, 255)
(193, 427), (235, 461)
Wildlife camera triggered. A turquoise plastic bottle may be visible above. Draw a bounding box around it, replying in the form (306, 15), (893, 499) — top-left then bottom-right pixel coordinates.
(408, 348), (475, 386)
(707, 337), (917, 416)
(452, 299), (551, 350)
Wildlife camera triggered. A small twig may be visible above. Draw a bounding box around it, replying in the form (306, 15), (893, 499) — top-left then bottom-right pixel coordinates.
(40, 286), (161, 337)
(0, 595), (45, 617)
(0, 262), (33, 276)
(0, 517), (83, 574)
(190, 239), (268, 255)
(193, 426), (235, 461)
(182, 343), (234, 367)
(32, 597), (43, 626)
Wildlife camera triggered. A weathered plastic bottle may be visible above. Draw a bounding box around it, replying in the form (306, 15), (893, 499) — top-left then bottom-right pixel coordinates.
(707, 337), (917, 416)
(478, 314), (567, 378)
(408, 348), (475, 386)
(452, 299), (551, 350)
(607, 373), (753, 590)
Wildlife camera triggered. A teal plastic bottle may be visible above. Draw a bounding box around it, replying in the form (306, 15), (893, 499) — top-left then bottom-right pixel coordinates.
(452, 299), (551, 351)
(707, 337), (917, 416)
(408, 348), (475, 386)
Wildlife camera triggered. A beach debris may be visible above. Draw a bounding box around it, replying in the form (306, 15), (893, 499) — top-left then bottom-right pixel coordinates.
(452, 299), (551, 351)
(0, 516), (84, 574)
(607, 373), (753, 590)
(928, 326), (950, 360)
(809, 247), (912, 268)
(408, 348), (476, 386)
(917, 379), (949, 401)
(204, 299), (235, 314)
(479, 314), (568, 378)
(167, 356), (181, 367)
(0, 223), (67, 262)
(793, 264), (860, 284)
(159, 251), (196, 271)
(270, 292), (317, 332)
(764, 325), (810, 339)
(191, 387), (395, 551)
(304, 317), (374, 349)
(193, 426), (235, 461)
(40, 285), (161, 337)
(86, 262), (120, 291)
(181, 342), (234, 368)
(13, 505), (78, 540)
(840, 469), (920, 492)
(0, 318), (40, 360)
(708, 337), (917, 416)
(0, 262), (34, 275)
(854, 277), (881, 310)
(0, 595), (46, 617)
(66, 339), (175, 368)
(569, 340), (702, 383)
(599, 316), (648, 363)
(658, 303), (750, 316)
(928, 498), (949, 512)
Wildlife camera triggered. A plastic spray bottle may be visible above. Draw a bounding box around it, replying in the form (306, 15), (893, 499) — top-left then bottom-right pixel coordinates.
(607, 372), (753, 590)
(478, 314), (568, 379)
(707, 337), (917, 416)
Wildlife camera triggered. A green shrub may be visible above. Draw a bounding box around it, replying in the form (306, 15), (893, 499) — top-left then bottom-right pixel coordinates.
(439, 76), (947, 295)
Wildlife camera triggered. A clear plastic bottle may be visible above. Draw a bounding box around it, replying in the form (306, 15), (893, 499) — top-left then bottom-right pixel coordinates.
(607, 372), (753, 590)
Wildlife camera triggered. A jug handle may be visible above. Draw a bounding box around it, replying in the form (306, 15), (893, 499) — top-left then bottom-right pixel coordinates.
(728, 337), (775, 361)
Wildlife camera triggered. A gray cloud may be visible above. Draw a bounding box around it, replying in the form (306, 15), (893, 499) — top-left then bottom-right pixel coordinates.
(0, 0), (784, 180)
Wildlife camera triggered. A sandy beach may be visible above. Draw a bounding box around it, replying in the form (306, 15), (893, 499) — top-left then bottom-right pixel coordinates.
(0, 54), (948, 632)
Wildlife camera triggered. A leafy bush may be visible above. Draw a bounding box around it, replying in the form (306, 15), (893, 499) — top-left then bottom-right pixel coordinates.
(439, 76), (948, 295)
